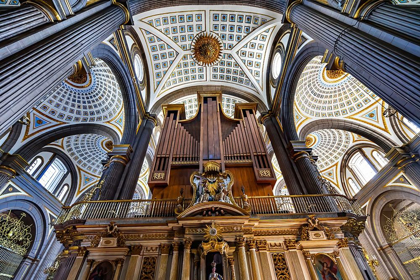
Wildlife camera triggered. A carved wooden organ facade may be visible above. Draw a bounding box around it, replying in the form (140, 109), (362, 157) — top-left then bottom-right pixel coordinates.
(148, 93), (276, 199)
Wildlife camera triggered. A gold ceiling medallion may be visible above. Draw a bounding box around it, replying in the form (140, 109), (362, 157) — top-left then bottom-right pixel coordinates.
(191, 32), (223, 67)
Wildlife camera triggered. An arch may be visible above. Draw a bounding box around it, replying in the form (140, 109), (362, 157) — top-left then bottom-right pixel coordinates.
(27, 156), (44, 176)
(0, 199), (47, 260)
(15, 124), (119, 161)
(91, 44), (140, 145)
(150, 85), (268, 116)
(40, 147), (78, 206)
(278, 41), (327, 142)
(299, 119), (397, 153)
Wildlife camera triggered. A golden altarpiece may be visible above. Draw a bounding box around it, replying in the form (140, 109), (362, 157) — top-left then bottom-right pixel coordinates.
(52, 93), (367, 280)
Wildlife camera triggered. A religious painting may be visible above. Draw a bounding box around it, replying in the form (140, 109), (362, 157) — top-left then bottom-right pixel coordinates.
(206, 252), (224, 280)
(89, 261), (114, 280)
(314, 254), (343, 280)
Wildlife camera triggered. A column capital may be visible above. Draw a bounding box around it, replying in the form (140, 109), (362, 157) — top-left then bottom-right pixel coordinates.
(160, 243), (171, 254)
(235, 237), (246, 248)
(184, 238), (192, 250)
(130, 245), (142, 255)
(0, 153), (29, 174)
(77, 247), (87, 257)
(172, 242), (180, 252)
(247, 239), (257, 250)
(284, 239), (297, 250)
(108, 144), (133, 163)
(116, 258), (124, 265)
(386, 146), (419, 170)
(337, 238), (349, 249)
(228, 256), (235, 266)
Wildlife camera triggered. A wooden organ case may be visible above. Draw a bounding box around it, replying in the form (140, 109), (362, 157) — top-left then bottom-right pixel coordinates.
(148, 93), (276, 199)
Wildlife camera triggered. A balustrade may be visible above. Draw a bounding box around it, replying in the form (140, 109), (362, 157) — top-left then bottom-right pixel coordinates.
(55, 194), (361, 224)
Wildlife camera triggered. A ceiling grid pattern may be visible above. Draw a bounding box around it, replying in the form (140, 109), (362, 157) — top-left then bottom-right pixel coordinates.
(134, 6), (281, 104)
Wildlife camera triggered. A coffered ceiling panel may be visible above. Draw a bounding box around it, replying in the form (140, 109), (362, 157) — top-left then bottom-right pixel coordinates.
(133, 6), (282, 108)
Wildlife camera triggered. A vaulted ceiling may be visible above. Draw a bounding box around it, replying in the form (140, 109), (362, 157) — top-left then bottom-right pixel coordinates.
(133, 5), (282, 107)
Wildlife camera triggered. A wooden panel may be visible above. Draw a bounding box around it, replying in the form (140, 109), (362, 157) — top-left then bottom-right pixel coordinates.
(152, 167), (197, 199)
(229, 167), (274, 197)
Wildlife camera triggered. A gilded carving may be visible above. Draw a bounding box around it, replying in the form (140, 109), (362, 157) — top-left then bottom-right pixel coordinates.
(140, 257), (157, 280)
(300, 215), (335, 241)
(160, 244), (171, 254)
(340, 217), (366, 240)
(284, 239), (297, 250)
(184, 237), (193, 250)
(272, 253), (291, 280)
(152, 172), (165, 180)
(256, 240), (268, 251)
(337, 238), (349, 249)
(201, 222), (229, 255)
(172, 242), (180, 252)
(259, 169), (272, 177)
(191, 32), (223, 66)
(131, 245), (142, 255)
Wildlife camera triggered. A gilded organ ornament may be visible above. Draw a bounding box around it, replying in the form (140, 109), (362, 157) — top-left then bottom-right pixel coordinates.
(192, 32), (223, 66)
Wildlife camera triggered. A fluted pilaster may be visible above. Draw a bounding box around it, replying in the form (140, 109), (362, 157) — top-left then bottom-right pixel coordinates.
(236, 237), (250, 280)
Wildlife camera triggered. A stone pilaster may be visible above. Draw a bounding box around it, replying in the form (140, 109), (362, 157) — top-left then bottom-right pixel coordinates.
(247, 240), (262, 280)
(113, 259), (124, 280)
(80, 259), (94, 280)
(157, 244), (171, 280)
(257, 240), (277, 280)
(181, 238), (192, 280)
(125, 245), (142, 280)
(287, 2), (420, 125)
(386, 146), (420, 188)
(302, 251), (317, 280)
(284, 241), (311, 280)
(236, 237), (250, 280)
(66, 247), (87, 280)
(169, 242), (180, 280)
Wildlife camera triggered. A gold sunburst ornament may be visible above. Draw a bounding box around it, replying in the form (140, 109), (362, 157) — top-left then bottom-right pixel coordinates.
(204, 221), (222, 242)
(191, 32), (223, 66)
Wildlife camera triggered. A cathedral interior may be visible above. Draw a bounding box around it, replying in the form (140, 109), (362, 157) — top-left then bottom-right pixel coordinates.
(0, 0), (420, 279)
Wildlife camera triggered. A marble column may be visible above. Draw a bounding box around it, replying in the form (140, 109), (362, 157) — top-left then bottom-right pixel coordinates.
(80, 259), (94, 280)
(99, 145), (132, 200)
(66, 247), (87, 280)
(257, 240), (277, 280)
(302, 251), (317, 280)
(169, 242), (180, 280)
(112, 259), (124, 280)
(125, 246), (142, 280)
(236, 237), (250, 280)
(0, 3), (128, 135)
(288, 2), (420, 125)
(181, 238), (192, 280)
(157, 244), (171, 280)
(247, 240), (262, 280)
(228, 256), (236, 280)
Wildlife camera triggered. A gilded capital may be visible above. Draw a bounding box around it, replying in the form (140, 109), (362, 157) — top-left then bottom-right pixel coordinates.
(160, 243), (171, 254)
(184, 238), (192, 250)
(131, 245), (142, 255)
(256, 240), (268, 251)
(247, 239), (257, 250)
(172, 242), (180, 252)
(235, 237), (246, 248)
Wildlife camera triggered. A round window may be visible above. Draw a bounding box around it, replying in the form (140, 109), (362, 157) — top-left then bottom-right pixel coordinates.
(134, 55), (144, 82)
(271, 52), (282, 79)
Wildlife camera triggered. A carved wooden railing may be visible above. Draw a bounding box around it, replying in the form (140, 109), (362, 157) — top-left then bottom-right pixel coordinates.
(55, 194), (361, 224)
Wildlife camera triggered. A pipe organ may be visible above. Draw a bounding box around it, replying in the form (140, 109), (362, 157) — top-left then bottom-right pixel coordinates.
(149, 93), (276, 198)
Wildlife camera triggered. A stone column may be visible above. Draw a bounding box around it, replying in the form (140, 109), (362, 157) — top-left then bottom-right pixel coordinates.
(261, 115), (305, 195)
(169, 242), (180, 280)
(257, 240), (276, 280)
(0, 3), (128, 135)
(284, 241), (311, 280)
(0, 153), (28, 189)
(236, 237), (250, 280)
(0, 4), (53, 42)
(157, 244), (171, 280)
(125, 246), (142, 280)
(228, 256), (236, 280)
(0, 165), (16, 189)
(116, 117), (156, 199)
(181, 238), (192, 280)
(386, 146), (420, 188)
(99, 145), (132, 200)
(381, 246), (412, 280)
(80, 259), (94, 280)
(247, 240), (262, 280)
(112, 259), (124, 280)
(287, 2), (420, 125)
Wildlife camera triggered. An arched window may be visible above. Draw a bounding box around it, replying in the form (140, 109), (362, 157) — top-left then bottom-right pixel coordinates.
(271, 52), (282, 79)
(27, 157), (43, 175)
(39, 158), (67, 192)
(134, 54), (144, 82)
(57, 184), (69, 201)
(403, 118), (420, 134)
(347, 178), (360, 197)
(372, 150), (388, 168)
(349, 152), (377, 185)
